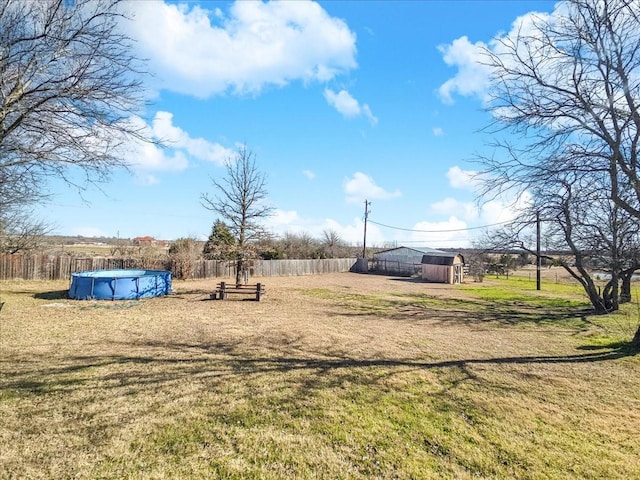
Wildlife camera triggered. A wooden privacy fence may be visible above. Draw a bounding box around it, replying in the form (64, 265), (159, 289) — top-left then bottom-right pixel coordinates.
(0, 254), (358, 281)
(250, 258), (358, 277)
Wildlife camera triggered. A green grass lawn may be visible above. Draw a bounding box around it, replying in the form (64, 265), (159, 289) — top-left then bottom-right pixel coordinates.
(1, 274), (639, 479)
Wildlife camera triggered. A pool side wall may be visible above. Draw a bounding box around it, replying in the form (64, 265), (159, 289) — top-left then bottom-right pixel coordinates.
(69, 270), (172, 300)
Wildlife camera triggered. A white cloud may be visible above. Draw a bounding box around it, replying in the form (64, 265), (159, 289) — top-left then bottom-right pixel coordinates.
(302, 169), (316, 180)
(480, 199), (513, 225)
(324, 89), (359, 116)
(322, 217), (370, 245)
(479, 190), (533, 225)
(344, 172), (401, 204)
(268, 209), (378, 245)
(362, 105), (378, 126)
(425, 188), (532, 244)
(111, 111), (234, 184)
(118, 116), (190, 173)
(437, 36), (492, 104)
(269, 174), (532, 250)
(432, 127), (444, 136)
(447, 166), (478, 191)
(430, 197), (478, 221)
(324, 89), (378, 125)
(437, 11), (552, 105)
(271, 209), (301, 227)
(408, 217), (472, 248)
(152, 111), (233, 165)
(419, 168), (535, 247)
(125, 1), (357, 98)
(139, 145), (188, 172)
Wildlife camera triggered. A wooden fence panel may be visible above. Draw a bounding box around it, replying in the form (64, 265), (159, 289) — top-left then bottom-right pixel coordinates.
(0, 254), (358, 281)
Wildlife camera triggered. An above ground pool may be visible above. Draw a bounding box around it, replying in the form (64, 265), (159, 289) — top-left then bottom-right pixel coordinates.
(69, 269), (172, 300)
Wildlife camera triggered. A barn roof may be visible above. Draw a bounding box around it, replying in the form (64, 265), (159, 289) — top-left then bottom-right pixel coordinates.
(421, 252), (464, 266)
(373, 246), (446, 256)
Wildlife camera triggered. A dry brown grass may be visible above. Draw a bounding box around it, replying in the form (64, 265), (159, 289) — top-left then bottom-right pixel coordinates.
(1, 271), (639, 479)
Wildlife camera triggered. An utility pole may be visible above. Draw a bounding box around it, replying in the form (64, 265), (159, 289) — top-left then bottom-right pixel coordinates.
(362, 200), (371, 259)
(536, 210), (541, 291)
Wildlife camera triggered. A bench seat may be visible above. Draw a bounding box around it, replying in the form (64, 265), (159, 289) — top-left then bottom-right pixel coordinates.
(211, 282), (265, 301)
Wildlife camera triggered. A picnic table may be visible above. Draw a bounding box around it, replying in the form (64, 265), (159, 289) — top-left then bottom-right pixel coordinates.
(211, 281), (265, 301)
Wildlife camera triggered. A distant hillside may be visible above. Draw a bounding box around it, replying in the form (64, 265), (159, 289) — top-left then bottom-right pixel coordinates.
(41, 235), (127, 246)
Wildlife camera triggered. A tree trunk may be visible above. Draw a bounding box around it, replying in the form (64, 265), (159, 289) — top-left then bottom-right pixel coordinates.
(632, 325), (640, 351)
(580, 278), (613, 314)
(602, 276), (619, 312)
(620, 272), (633, 304)
(235, 258), (243, 286)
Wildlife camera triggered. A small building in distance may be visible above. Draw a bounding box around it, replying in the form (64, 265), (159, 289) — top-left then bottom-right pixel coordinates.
(421, 252), (465, 284)
(132, 236), (156, 246)
(132, 236), (169, 248)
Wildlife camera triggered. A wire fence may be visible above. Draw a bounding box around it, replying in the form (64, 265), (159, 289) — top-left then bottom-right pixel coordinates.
(369, 259), (421, 277)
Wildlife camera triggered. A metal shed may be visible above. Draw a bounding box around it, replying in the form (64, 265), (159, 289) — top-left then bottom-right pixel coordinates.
(421, 252), (465, 284)
(372, 246), (447, 276)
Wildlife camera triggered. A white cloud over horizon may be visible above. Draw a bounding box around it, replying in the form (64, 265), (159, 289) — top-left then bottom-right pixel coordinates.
(268, 209), (380, 245)
(445, 162), (533, 226)
(408, 217), (472, 248)
(271, 167), (532, 249)
(124, 1), (358, 98)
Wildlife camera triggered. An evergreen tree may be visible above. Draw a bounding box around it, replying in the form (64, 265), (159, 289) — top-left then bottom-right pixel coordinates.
(203, 220), (236, 260)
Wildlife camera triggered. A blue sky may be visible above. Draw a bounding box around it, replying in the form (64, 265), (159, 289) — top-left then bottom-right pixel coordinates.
(37, 0), (554, 248)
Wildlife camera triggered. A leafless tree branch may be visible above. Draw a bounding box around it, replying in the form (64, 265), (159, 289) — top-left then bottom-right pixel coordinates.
(201, 145), (274, 284)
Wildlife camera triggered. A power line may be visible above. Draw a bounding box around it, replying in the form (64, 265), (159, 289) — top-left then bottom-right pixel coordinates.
(368, 218), (516, 233)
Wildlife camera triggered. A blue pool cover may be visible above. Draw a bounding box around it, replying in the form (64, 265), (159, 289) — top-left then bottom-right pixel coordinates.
(69, 269), (172, 300)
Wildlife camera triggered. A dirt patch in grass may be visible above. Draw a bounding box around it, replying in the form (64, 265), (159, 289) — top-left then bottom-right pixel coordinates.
(1, 273), (639, 479)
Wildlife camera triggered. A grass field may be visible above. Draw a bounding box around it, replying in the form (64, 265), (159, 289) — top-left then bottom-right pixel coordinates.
(1, 270), (639, 479)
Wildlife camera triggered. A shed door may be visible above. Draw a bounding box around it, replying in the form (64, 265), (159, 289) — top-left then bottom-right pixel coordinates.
(453, 264), (462, 284)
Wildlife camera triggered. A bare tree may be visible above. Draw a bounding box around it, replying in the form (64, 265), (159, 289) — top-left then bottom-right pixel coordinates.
(475, 0), (640, 343)
(322, 229), (343, 258)
(0, 0), (149, 246)
(479, 0), (640, 217)
(479, 163), (640, 313)
(0, 208), (50, 254)
(201, 145), (273, 285)
(281, 231), (320, 259)
(168, 237), (200, 280)
(492, 171), (639, 313)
